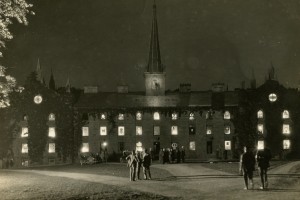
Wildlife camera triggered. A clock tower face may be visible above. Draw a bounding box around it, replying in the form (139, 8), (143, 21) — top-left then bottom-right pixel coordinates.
(34, 95), (43, 104)
(151, 79), (160, 90)
(268, 93), (277, 102)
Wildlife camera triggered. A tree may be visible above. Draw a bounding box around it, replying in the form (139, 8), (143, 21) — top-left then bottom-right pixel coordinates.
(0, 0), (34, 57)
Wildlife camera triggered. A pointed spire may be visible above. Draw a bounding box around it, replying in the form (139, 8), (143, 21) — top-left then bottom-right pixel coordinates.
(36, 58), (43, 83)
(65, 77), (71, 93)
(49, 68), (56, 90)
(268, 61), (275, 80)
(250, 68), (256, 89)
(147, 0), (163, 73)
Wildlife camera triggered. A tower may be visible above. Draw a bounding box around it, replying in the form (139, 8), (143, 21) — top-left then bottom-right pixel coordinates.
(36, 58), (44, 84)
(144, 0), (165, 96)
(250, 68), (256, 89)
(49, 68), (56, 90)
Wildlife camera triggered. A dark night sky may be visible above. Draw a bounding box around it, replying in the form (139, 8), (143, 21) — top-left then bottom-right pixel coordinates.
(2, 0), (300, 91)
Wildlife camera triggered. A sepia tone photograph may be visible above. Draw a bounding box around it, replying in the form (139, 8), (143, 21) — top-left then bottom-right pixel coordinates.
(0, 0), (300, 199)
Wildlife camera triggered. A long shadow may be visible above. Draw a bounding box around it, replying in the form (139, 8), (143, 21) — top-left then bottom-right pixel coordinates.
(253, 188), (300, 192)
(153, 173), (300, 181)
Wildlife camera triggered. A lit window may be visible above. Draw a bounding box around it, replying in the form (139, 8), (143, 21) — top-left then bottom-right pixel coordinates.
(172, 113), (178, 120)
(224, 126), (230, 134)
(283, 140), (291, 150)
(136, 126), (142, 135)
(189, 126), (196, 135)
(100, 126), (107, 136)
(257, 110), (263, 119)
(257, 140), (264, 150)
(283, 124), (290, 134)
(136, 142), (143, 152)
(225, 141), (231, 150)
(153, 112), (160, 120)
(23, 115), (28, 121)
(21, 143), (28, 153)
(118, 113), (124, 120)
(171, 126), (178, 135)
(189, 141), (196, 151)
(49, 143), (55, 153)
(82, 127), (89, 136)
(81, 143), (89, 153)
(49, 113), (55, 121)
(206, 126), (212, 135)
(48, 127), (56, 138)
(136, 112), (142, 120)
(154, 126), (160, 135)
(282, 110), (289, 119)
(224, 111), (230, 119)
(257, 124), (264, 134)
(100, 113), (106, 120)
(189, 112), (195, 120)
(118, 126), (125, 136)
(21, 127), (28, 137)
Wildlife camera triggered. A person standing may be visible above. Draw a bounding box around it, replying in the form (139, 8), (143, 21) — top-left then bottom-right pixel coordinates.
(181, 146), (185, 163)
(126, 150), (138, 181)
(143, 149), (152, 180)
(240, 146), (256, 190)
(256, 146), (272, 189)
(136, 151), (143, 180)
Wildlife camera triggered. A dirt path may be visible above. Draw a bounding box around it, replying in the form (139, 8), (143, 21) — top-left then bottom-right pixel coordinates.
(16, 161), (300, 200)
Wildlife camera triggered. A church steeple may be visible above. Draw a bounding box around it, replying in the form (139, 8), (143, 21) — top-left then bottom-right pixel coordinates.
(65, 77), (71, 93)
(268, 62), (276, 80)
(147, 0), (163, 73)
(144, 0), (166, 96)
(250, 68), (256, 89)
(36, 58), (44, 84)
(49, 68), (56, 90)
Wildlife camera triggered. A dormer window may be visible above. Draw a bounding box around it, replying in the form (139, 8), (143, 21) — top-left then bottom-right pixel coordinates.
(257, 110), (263, 119)
(100, 113), (106, 120)
(136, 112), (142, 120)
(153, 112), (160, 120)
(282, 110), (289, 119)
(172, 112), (178, 120)
(189, 112), (195, 120)
(224, 111), (230, 119)
(49, 113), (55, 121)
(118, 113), (124, 120)
(23, 115), (28, 121)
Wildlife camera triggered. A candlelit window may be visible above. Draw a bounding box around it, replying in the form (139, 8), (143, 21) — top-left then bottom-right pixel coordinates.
(48, 127), (55, 138)
(81, 143), (89, 153)
(153, 112), (160, 120)
(48, 143), (55, 153)
(100, 126), (107, 136)
(22, 143), (28, 153)
(136, 112), (142, 120)
(171, 126), (178, 135)
(282, 110), (289, 119)
(136, 126), (142, 135)
(224, 111), (230, 119)
(118, 126), (125, 136)
(189, 141), (196, 151)
(283, 140), (290, 150)
(82, 127), (89, 136)
(257, 110), (263, 119)
(21, 127), (28, 137)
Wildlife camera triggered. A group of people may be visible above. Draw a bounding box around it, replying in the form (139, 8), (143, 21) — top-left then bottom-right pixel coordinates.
(126, 149), (152, 181)
(159, 146), (185, 164)
(239, 146), (272, 190)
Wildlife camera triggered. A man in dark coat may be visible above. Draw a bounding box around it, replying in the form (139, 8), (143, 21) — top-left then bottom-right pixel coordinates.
(136, 151), (143, 180)
(240, 146), (256, 190)
(126, 150), (138, 181)
(142, 149), (152, 180)
(181, 146), (185, 163)
(256, 146), (272, 189)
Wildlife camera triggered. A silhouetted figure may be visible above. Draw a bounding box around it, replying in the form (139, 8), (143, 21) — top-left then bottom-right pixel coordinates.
(181, 146), (185, 163)
(126, 150), (138, 181)
(136, 151), (143, 180)
(240, 146), (256, 190)
(256, 147), (272, 189)
(143, 149), (152, 180)
(176, 148), (181, 163)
